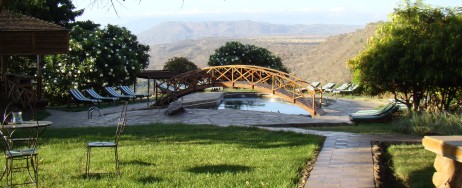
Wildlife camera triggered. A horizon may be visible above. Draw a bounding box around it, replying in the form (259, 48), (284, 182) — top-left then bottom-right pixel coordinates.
(74, 0), (461, 34)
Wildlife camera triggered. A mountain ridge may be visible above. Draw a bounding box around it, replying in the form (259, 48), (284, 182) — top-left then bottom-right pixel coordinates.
(138, 20), (363, 45)
(146, 23), (377, 83)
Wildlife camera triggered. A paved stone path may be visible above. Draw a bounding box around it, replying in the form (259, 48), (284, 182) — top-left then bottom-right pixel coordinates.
(44, 93), (421, 188)
(261, 127), (421, 188)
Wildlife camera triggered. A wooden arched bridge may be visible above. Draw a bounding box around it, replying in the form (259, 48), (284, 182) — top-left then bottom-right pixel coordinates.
(155, 65), (325, 115)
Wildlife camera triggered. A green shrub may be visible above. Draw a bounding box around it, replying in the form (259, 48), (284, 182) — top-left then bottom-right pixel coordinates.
(163, 57), (198, 73)
(394, 112), (462, 135)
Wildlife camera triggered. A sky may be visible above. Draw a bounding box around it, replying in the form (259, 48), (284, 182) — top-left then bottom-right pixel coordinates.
(74, 0), (461, 34)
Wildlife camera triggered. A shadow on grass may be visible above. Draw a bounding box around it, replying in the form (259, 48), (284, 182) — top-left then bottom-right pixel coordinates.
(137, 176), (163, 184)
(188, 164), (254, 174)
(82, 173), (114, 180)
(408, 166), (434, 188)
(121, 159), (154, 166)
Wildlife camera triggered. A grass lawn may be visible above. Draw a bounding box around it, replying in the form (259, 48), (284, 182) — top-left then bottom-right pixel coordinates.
(387, 144), (435, 188)
(9, 123), (323, 187)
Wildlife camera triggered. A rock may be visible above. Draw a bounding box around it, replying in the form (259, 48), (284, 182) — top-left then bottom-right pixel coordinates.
(165, 101), (185, 116)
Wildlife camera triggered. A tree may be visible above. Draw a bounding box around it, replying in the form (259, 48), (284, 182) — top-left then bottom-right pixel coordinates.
(163, 57), (198, 74)
(348, 0), (462, 112)
(42, 21), (150, 103)
(2, 0), (83, 28)
(208, 41), (289, 73)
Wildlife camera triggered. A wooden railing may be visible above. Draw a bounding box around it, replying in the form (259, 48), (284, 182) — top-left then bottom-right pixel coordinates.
(3, 74), (37, 108)
(155, 65), (325, 115)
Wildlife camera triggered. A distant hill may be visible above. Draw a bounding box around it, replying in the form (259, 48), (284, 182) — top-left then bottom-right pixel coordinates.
(138, 20), (363, 45)
(146, 23), (378, 84)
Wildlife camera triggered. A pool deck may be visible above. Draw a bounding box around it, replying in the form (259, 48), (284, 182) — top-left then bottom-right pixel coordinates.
(44, 92), (419, 188)
(45, 92), (383, 128)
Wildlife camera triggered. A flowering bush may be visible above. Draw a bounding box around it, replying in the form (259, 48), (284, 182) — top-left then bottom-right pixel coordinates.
(208, 41), (288, 72)
(43, 21), (150, 103)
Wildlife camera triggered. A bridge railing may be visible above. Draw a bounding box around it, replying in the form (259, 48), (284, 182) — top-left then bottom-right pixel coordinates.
(155, 65), (324, 115)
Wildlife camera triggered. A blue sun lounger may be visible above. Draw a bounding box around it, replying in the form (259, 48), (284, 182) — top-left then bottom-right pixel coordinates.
(119, 86), (149, 101)
(104, 86), (136, 102)
(85, 88), (119, 104)
(69, 89), (102, 107)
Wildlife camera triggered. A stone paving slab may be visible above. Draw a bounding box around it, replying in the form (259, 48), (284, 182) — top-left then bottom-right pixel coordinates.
(259, 127), (421, 188)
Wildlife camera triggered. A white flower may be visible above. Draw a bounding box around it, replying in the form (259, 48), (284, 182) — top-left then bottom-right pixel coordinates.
(108, 55), (111, 58)
(105, 64), (108, 67)
(100, 74), (103, 77)
(131, 66), (135, 70)
(110, 69), (113, 72)
(108, 72), (112, 75)
(77, 70), (81, 74)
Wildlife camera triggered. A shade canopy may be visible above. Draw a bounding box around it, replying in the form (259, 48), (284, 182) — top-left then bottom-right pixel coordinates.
(0, 10), (69, 55)
(137, 70), (180, 79)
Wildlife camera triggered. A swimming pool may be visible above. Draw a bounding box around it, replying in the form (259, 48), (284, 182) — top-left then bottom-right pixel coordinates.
(217, 97), (310, 116)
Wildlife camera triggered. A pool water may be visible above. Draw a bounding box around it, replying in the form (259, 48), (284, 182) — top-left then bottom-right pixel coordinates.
(217, 97), (310, 116)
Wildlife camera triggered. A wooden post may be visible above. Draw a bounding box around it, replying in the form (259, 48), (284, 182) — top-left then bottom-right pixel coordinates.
(36, 55), (42, 100)
(312, 93), (316, 109)
(1, 55), (5, 105)
(320, 91), (323, 108)
(154, 79), (158, 103)
(147, 78), (150, 96)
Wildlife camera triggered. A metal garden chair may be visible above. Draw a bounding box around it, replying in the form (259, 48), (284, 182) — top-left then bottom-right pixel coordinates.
(1, 102), (39, 187)
(86, 102), (128, 177)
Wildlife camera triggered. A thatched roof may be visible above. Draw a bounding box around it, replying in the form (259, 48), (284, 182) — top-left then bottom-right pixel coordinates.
(0, 10), (69, 55)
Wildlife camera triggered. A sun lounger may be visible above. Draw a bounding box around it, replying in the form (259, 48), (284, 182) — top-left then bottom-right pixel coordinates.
(68, 89), (102, 107)
(85, 88), (119, 104)
(104, 86), (136, 102)
(119, 86), (149, 101)
(332, 83), (351, 94)
(336, 84), (360, 95)
(310, 82), (320, 88)
(321, 83), (336, 92)
(349, 103), (399, 122)
(351, 102), (396, 116)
